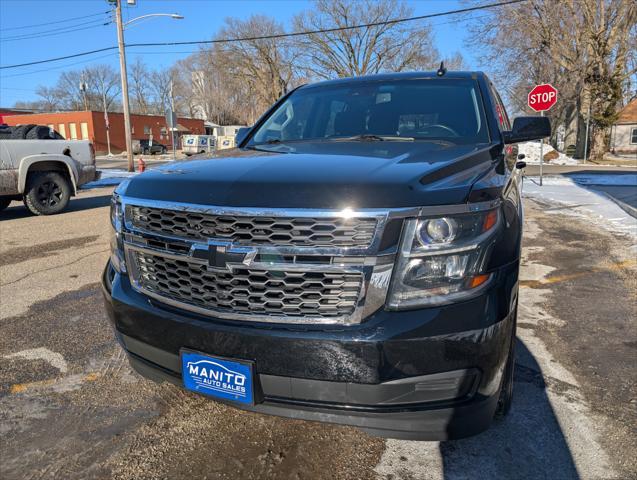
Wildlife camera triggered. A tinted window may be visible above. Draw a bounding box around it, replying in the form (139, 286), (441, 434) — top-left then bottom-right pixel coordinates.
(250, 79), (490, 145)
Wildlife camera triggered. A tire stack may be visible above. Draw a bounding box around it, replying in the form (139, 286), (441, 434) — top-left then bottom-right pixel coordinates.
(0, 125), (13, 139)
(0, 124), (63, 140)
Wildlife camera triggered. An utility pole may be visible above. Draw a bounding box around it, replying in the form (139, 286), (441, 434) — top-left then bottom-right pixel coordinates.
(102, 90), (113, 156)
(80, 74), (89, 111)
(114, 0), (134, 172)
(539, 110), (544, 186)
(170, 78), (176, 161)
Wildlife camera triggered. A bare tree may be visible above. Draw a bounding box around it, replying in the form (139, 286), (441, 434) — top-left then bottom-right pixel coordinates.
(442, 52), (468, 71)
(39, 64), (121, 111)
(173, 46), (256, 125)
(12, 99), (56, 112)
(293, 0), (439, 79)
(34, 86), (59, 111)
(468, 0), (637, 160)
(129, 58), (151, 114)
(85, 64), (121, 111)
(218, 15), (297, 118)
(53, 70), (87, 110)
(147, 69), (173, 115)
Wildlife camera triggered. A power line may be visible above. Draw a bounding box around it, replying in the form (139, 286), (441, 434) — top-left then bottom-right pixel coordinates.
(0, 0), (525, 70)
(0, 18), (111, 42)
(128, 1), (522, 49)
(0, 47), (120, 71)
(127, 12), (492, 57)
(0, 87), (39, 91)
(1, 21), (113, 43)
(0, 53), (120, 79)
(0, 10), (111, 32)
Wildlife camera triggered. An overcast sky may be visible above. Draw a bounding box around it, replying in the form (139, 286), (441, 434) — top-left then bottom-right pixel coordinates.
(0, 0), (482, 106)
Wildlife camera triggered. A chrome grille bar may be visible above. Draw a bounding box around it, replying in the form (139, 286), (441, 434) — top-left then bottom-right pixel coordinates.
(128, 205), (378, 248)
(131, 248), (363, 317)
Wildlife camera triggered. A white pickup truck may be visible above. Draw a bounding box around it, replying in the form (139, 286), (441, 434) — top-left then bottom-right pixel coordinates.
(0, 139), (98, 215)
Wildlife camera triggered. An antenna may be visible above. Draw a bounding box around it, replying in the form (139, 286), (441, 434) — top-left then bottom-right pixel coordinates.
(437, 61), (447, 77)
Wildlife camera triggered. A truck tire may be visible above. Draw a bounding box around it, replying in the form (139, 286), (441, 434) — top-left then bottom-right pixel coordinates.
(23, 171), (71, 215)
(495, 308), (516, 418)
(10, 124), (36, 139)
(0, 198), (11, 212)
(25, 125), (52, 140)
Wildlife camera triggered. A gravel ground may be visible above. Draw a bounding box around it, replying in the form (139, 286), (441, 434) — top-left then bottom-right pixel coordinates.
(0, 187), (635, 479)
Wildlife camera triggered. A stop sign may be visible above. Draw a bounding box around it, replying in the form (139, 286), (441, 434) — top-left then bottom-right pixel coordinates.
(528, 84), (558, 112)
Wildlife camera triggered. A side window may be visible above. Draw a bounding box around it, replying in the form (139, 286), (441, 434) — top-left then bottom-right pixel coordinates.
(491, 85), (516, 171)
(253, 99), (293, 143)
(490, 86), (511, 131)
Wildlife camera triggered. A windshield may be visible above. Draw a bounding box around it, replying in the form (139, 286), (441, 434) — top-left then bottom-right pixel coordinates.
(249, 78), (490, 146)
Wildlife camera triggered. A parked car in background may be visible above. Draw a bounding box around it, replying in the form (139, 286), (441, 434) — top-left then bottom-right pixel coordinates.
(137, 139), (167, 155)
(182, 135), (215, 156)
(0, 137), (98, 215)
(103, 71), (550, 440)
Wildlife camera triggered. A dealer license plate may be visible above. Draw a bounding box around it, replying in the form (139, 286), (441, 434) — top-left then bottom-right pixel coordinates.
(181, 350), (254, 405)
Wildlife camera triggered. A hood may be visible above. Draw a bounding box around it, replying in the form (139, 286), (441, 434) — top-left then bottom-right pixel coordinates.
(122, 141), (502, 209)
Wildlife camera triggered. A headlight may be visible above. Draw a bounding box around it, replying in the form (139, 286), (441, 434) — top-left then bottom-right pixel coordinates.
(109, 195), (126, 273)
(110, 196), (122, 230)
(387, 208), (500, 309)
(417, 217), (457, 245)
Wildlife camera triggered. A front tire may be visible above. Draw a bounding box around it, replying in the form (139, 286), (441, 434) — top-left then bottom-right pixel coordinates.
(495, 308), (517, 417)
(23, 171), (71, 215)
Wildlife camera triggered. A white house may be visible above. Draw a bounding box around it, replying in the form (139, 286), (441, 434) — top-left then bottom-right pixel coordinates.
(609, 98), (637, 156)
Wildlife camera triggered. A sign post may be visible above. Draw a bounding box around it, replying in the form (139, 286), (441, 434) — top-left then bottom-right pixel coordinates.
(528, 84), (558, 186)
(166, 109), (178, 161)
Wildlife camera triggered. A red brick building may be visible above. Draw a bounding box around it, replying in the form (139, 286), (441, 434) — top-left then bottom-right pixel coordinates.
(0, 108), (33, 124)
(3, 111), (205, 154)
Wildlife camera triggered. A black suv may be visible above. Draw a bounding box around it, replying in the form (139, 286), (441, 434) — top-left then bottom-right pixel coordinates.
(103, 72), (549, 440)
(139, 139), (167, 155)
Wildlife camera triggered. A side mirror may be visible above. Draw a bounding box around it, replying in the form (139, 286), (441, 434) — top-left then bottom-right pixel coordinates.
(515, 161), (526, 170)
(503, 116), (551, 144)
(235, 127), (251, 146)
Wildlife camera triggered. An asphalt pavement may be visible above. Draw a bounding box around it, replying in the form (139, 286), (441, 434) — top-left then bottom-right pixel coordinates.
(1, 187), (636, 479)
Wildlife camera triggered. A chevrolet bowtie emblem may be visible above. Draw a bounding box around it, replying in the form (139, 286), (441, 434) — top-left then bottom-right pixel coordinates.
(189, 242), (257, 270)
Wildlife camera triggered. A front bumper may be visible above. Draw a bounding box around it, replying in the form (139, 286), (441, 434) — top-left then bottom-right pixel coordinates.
(102, 260), (518, 440)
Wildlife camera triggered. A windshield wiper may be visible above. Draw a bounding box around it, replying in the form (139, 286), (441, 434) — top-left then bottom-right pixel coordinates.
(331, 134), (414, 142)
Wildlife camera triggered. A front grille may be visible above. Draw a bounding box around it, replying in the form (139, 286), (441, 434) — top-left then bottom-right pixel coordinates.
(128, 206), (377, 248)
(131, 250), (363, 318)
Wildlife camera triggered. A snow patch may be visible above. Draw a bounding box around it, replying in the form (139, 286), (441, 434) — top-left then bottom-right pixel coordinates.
(82, 169), (137, 189)
(523, 176), (637, 238)
(568, 173), (637, 186)
(518, 141), (579, 166)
